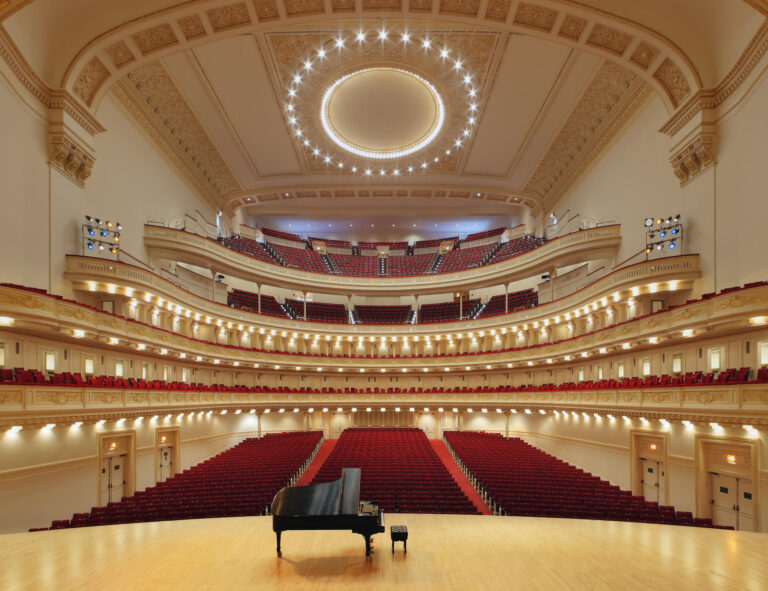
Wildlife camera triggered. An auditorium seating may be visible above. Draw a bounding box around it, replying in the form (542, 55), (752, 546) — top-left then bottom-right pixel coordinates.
(33, 432), (322, 530)
(261, 227), (302, 242)
(418, 298), (480, 322)
(477, 290), (538, 317)
(268, 242), (328, 274)
(228, 289), (290, 318)
(1, 368), (758, 392)
(387, 253), (435, 276)
(328, 253), (378, 277)
(444, 432), (731, 529)
(438, 245), (495, 273)
(488, 236), (545, 264)
(285, 299), (348, 323)
(312, 428), (479, 514)
(220, 236), (279, 265)
(354, 304), (412, 324)
(463, 227), (507, 242)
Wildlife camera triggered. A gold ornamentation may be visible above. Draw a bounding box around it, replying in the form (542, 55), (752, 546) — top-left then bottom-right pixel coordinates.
(0, 391), (23, 404)
(253, 0), (279, 20)
(619, 392), (637, 402)
(90, 391), (121, 404)
(409, 0), (432, 10)
(558, 15), (586, 40)
(129, 392), (150, 404)
(34, 391), (82, 405)
(669, 133), (716, 186)
(132, 23), (179, 55)
(178, 15), (206, 40)
(104, 41), (135, 69)
(514, 2), (558, 31)
(125, 62), (241, 197)
(172, 394), (185, 402)
(586, 24), (632, 55)
(206, 3), (252, 30)
(742, 390), (768, 404)
(683, 390), (729, 404)
(597, 393), (613, 402)
(581, 392), (595, 402)
(440, 0), (480, 16)
(0, 290), (54, 311)
(645, 391), (674, 403)
(332, 0), (355, 10)
(526, 62), (636, 197)
(72, 57), (110, 105)
(630, 42), (659, 70)
(485, 0), (511, 21)
(653, 58), (691, 108)
(566, 393), (578, 402)
(154, 393), (170, 403)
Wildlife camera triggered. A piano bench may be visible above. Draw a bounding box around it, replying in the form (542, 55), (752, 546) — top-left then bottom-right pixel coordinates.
(390, 525), (408, 554)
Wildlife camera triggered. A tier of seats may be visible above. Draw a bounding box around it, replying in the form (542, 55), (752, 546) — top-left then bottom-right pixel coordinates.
(268, 242), (327, 274)
(31, 432), (322, 531)
(312, 428), (478, 514)
(414, 237), (457, 249)
(228, 289), (290, 318)
(488, 236), (545, 264)
(285, 299), (348, 323)
(418, 298), (480, 322)
(3, 367), (760, 392)
(261, 227), (302, 242)
(477, 290), (538, 317)
(220, 236), (279, 265)
(439, 244), (495, 273)
(387, 253), (435, 276)
(328, 253), (378, 277)
(443, 432), (730, 529)
(354, 304), (412, 324)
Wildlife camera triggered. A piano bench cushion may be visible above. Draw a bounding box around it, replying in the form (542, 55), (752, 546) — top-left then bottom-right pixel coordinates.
(390, 525), (408, 541)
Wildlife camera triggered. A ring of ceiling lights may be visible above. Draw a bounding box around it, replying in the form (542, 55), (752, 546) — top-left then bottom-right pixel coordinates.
(320, 67), (445, 160)
(284, 27), (483, 177)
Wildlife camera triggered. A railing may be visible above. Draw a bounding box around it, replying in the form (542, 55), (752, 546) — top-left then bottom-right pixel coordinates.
(63, 253), (701, 337)
(143, 224), (623, 295)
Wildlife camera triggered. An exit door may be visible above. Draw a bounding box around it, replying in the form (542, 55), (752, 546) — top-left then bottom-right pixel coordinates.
(101, 454), (127, 505)
(641, 459), (665, 504)
(159, 446), (174, 482)
(712, 473), (754, 531)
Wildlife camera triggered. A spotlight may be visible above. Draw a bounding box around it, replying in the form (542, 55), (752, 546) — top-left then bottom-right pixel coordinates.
(88, 229), (95, 236)
(98, 244), (105, 251)
(644, 218), (653, 227)
(645, 246), (652, 254)
(669, 241), (676, 250)
(87, 242), (94, 250)
(659, 231), (666, 237)
(656, 244), (663, 251)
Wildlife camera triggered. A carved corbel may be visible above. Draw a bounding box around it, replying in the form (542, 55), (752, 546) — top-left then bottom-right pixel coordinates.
(47, 92), (103, 188)
(668, 133), (716, 187)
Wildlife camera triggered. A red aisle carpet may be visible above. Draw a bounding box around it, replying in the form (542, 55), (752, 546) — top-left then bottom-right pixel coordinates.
(296, 439), (337, 485)
(430, 440), (491, 515)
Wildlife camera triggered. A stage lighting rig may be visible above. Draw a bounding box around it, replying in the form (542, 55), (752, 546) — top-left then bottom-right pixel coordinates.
(644, 214), (682, 257)
(83, 216), (122, 258)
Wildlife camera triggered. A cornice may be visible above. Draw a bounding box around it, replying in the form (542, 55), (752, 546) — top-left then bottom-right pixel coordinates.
(659, 19), (768, 138)
(0, 25), (105, 135)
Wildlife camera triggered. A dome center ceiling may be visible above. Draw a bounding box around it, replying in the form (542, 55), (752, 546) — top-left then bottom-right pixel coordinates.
(322, 67), (444, 159)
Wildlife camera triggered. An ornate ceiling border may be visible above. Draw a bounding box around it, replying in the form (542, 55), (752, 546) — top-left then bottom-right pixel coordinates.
(54, 0), (699, 117)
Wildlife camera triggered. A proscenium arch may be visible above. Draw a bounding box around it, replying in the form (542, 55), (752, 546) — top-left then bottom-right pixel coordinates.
(56, 0), (704, 117)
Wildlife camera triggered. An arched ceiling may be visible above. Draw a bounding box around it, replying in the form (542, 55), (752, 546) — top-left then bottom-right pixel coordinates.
(1, 0), (765, 224)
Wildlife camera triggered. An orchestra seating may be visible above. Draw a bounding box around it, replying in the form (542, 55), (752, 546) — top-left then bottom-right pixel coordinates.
(388, 253), (435, 276)
(285, 299), (348, 323)
(443, 432), (730, 528)
(328, 253), (378, 277)
(33, 432), (323, 530)
(267, 242), (327, 274)
(477, 289), (538, 317)
(220, 236), (279, 265)
(438, 244), (495, 273)
(311, 428), (479, 514)
(418, 299), (480, 322)
(227, 289), (290, 318)
(354, 304), (412, 324)
(488, 236), (545, 264)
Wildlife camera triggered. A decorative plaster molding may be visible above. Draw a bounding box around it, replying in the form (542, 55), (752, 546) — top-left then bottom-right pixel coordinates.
(669, 132), (716, 187)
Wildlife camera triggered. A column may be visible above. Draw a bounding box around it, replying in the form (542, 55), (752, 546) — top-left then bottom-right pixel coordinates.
(505, 283), (509, 313)
(303, 293), (307, 321)
(257, 283), (261, 314)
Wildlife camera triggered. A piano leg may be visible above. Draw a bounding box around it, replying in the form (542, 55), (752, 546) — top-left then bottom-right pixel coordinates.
(363, 535), (373, 560)
(276, 531), (282, 558)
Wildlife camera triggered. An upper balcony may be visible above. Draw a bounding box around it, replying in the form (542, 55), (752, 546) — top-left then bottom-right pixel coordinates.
(143, 224), (622, 296)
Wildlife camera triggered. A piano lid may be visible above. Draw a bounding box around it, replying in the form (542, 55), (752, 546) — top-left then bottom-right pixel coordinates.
(271, 468), (362, 517)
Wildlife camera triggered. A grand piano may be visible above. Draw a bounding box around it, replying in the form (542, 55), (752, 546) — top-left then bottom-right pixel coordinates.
(271, 468), (385, 558)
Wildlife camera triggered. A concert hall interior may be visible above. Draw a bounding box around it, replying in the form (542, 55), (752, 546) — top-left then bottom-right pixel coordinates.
(1, 0), (768, 588)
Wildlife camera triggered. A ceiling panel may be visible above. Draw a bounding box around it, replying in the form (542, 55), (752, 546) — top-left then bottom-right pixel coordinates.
(506, 51), (602, 187)
(463, 34), (571, 177)
(191, 34), (303, 178)
(162, 51), (261, 188)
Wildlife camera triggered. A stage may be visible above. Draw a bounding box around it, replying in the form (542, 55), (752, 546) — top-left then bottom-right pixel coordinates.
(0, 514), (765, 590)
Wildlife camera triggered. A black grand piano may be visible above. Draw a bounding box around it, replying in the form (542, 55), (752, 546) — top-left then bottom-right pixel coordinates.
(271, 468), (385, 558)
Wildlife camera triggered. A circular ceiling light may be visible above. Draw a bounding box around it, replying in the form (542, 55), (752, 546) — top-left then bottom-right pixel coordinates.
(320, 67), (445, 160)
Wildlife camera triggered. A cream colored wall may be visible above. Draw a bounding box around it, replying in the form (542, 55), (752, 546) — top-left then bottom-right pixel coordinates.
(0, 413), (267, 534)
(0, 74), (215, 297)
(558, 71), (768, 295)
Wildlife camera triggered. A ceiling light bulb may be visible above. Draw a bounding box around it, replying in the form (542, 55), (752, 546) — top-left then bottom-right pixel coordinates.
(357, 31), (365, 42)
(379, 29), (388, 40)
(335, 37), (344, 48)
(422, 38), (431, 49)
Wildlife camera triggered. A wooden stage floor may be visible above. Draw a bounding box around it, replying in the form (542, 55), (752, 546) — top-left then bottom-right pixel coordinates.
(1, 514), (766, 590)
